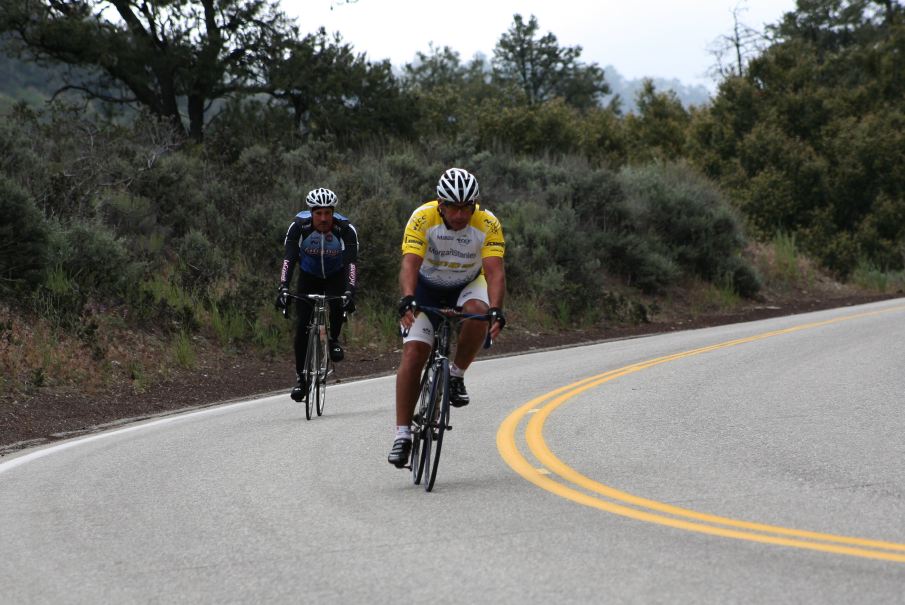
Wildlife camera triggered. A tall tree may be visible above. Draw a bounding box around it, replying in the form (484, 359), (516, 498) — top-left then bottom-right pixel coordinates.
(0, 0), (294, 141)
(258, 28), (415, 140)
(491, 14), (609, 110)
(708, 3), (770, 79)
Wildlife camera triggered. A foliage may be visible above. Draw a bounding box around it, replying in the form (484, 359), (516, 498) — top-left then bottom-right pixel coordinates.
(261, 28), (417, 142)
(55, 220), (135, 299)
(0, 175), (49, 294)
(618, 162), (759, 296)
(625, 81), (692, 162)
(693, 0), (905, 276)
(0, 0), (295, 140)
(492, 14), (609, 109)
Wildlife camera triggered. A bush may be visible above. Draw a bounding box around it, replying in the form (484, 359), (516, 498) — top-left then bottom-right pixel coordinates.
(133, 152), (205, 237)
(0, 176), (50, 296)
(176, 230), (227, 291)
(55, 220), (134, 299)
(618, 162), (759, 297)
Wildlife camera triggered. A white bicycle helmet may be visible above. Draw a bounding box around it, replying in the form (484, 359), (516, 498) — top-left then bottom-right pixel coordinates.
(306, 187), (338, 208)
(436, 168), (479, 205)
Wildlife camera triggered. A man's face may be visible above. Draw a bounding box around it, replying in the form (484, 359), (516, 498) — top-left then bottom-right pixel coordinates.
(438, 202), (475, 231)
(312, 207), (334, 232)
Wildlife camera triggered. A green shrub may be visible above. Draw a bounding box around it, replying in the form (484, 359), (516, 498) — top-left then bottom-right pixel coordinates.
(618, 162), (759, 297)
(55, 220), (133, 299)
(0, 176), (50, 296)
(133, 152), (205, 237)
(176, 230), (227, 291)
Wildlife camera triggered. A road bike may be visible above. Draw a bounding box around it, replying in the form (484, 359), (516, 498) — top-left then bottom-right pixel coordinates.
(283, 292), (347, 420)
(407, 306), (492, 492)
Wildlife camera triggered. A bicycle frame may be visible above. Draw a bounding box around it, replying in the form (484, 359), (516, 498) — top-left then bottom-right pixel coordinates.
(409, 305), (492, 491)
(284, 292), (347, 419)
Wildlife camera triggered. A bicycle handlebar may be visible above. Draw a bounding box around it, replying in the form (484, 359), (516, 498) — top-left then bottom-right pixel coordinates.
(280, 292), (348, 318)
(400, 305), (495, 349)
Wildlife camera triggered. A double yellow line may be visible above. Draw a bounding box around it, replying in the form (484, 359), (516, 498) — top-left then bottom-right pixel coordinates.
(497, 305), (905, 562)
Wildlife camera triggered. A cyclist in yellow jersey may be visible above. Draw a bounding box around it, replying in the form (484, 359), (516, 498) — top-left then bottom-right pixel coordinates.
(388, 167), (507, 467)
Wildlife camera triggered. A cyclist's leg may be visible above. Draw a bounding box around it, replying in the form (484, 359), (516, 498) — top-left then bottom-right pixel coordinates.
(453, 274), (490, 371)
(324, 272), (346, 360)
(395, 278), (447, 425)
(390, 279), (443, 467)
(389, 329), (431, 468)
(396, 336), (432, 427)
(293, 283), (316, 377)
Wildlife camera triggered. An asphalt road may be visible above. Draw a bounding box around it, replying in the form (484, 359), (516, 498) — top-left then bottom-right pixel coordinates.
(3, 298), (905, 604)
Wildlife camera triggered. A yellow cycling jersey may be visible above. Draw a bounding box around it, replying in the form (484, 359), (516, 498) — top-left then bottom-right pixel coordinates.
(401, 200), (505, 288)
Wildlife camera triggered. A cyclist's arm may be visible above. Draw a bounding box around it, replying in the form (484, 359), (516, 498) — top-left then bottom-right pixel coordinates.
(482, 256), (505, 309)
(280, 221), (302, 288)
(398, 253), (423, 330)
(342, 222), (359, 265)
(399, 253), (423, 298)
(342, 223), (360, 295)
(483, 255), (506, 339)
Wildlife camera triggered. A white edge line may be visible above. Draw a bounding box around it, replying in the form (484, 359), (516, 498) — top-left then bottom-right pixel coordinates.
(0, 376), (386, 475)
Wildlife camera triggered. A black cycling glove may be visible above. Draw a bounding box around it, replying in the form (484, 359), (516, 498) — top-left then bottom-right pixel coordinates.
(275, 285), (290, 310)
(398, 295), (417, 317)
(343, 290), (356, 314)
(488, 307), (506, 331)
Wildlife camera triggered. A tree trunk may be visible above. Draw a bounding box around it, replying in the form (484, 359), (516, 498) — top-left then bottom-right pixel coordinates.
(188, 94), (205, 142)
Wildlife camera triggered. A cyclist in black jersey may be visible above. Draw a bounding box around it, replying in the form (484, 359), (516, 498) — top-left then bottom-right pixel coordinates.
(388, 168), (507, 467)
(275, 188), (359, 402)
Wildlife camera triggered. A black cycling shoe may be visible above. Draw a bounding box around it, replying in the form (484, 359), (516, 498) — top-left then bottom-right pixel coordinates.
(290, 376), (306, 402)
(449, 376), (469, 407)
(329, 339), (344, 362)
(387, 438), (412, 468)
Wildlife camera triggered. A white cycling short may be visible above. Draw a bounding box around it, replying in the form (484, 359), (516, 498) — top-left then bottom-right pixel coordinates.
(402, 274), (489, 346)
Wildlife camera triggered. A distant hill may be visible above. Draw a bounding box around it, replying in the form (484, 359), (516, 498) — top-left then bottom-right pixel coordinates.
(0, 52), (61, 110)
(602, 65), (713, 113)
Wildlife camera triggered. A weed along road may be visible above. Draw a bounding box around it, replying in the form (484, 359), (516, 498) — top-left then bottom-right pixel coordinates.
(3, 298), (905, 603)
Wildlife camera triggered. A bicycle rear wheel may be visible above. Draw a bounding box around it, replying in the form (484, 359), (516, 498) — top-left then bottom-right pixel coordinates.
(303, 324), (319, 421)
(316, 341), (329, 416)
(423, 359), (449, 492)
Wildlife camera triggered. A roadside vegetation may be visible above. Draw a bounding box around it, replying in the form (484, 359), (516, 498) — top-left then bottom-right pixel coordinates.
(1, 1), (904, 401)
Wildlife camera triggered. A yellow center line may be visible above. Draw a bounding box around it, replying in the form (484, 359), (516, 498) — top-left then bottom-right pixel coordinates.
(497, 304), (905, 562)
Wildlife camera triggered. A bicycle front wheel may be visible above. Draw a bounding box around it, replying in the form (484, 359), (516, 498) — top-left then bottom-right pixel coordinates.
(424, 359), (449, 492)
(411, 362), (436, 485)
(303, 324), (319, 421)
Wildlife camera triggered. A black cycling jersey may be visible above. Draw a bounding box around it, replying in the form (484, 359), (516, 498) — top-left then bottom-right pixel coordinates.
(280, 210), (359, 294)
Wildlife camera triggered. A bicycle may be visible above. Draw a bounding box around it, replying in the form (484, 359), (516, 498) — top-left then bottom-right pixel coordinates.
(282, 292), (348, 420)
(405, 305), (492, 492)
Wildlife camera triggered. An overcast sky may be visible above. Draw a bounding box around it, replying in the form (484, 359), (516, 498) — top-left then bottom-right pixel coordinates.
(283, 0), (798, 92)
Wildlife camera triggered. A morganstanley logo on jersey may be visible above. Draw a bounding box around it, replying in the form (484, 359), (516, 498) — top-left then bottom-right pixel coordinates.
(305, 246), (341, 256)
